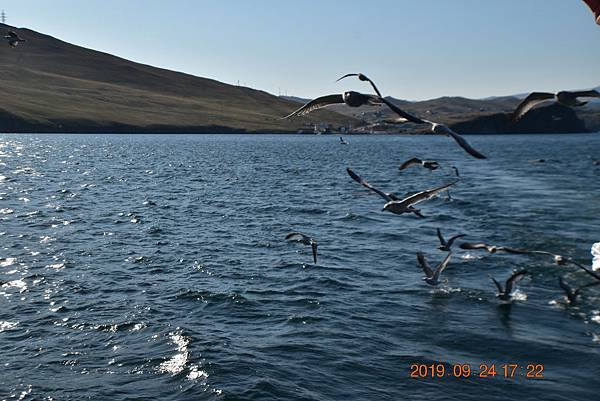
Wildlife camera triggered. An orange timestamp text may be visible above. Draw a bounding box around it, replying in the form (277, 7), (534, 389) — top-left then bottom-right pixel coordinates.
(409, 363), (544, 379)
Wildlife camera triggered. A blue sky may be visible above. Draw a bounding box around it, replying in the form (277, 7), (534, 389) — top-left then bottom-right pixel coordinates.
(5, 0), (600, 100)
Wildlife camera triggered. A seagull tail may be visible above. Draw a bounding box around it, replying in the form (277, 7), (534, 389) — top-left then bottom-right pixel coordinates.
(412, 209), (425, 218)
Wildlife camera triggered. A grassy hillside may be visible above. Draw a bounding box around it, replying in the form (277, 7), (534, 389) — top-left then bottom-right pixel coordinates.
(0, 24), (355, 133)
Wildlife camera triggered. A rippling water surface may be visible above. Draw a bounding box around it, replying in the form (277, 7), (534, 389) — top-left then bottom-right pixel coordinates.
(1, 133), (599, 400)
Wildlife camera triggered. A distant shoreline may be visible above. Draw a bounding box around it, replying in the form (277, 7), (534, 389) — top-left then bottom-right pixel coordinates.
(1, 131), (597, 136)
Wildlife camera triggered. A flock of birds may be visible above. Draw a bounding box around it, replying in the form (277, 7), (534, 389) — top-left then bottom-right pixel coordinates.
(283, 73), (600, 161)
(2, 27), (599, 305)
(283, 72), (600, 306)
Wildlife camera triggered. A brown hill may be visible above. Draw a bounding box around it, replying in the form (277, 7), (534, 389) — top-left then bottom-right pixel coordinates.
(0, 24), (356, 133)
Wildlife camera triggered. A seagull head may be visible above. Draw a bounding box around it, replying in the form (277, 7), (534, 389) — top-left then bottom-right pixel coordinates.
(430, 123), (447, 135)
(554, 255), (566, 265)
(382, 202), (393, 212)
(342, 91), (359, 101)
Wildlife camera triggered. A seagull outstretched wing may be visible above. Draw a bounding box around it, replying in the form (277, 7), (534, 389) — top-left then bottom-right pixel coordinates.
(282, 94), (344, 119)
(417, 252), (434, 278)
(512, 92), (555, 121)
(432, 253), (452, 281)
(346, 168), (399, 202)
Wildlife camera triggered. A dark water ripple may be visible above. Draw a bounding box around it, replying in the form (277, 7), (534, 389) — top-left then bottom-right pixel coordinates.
(1, 133), (600, 400)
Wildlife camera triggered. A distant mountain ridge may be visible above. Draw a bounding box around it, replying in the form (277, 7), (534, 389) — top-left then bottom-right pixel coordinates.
(281, 87), (600, 133)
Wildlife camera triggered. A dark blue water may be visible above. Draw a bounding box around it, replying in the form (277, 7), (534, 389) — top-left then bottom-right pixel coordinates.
(1, 133), (599, 400)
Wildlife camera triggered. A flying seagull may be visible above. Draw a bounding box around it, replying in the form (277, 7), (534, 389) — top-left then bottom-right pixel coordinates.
(490, 270), (528, 302)
(339, 136), (349, 145)
(337, 73), (408, 123)
(462, 242), (600, 276)
(337, 73), (487, 159)
(4, 31), (25, 47)
(437, 228), (466, 251)
(285, 232), (318, 264)
(499, 247), (581, 266)
(558, 276), (600, 306)
(512, 90), (600, 121)
(399, 157), (440, 171)
(505, 249), (570, 265)
(459, 242), (508, 254)
(282, 91), (381, 119)
(417, 251), (452, 286)
(382, 181), (457, 217)
(346, 168), (401, 202)
(459, 242), (566, 263)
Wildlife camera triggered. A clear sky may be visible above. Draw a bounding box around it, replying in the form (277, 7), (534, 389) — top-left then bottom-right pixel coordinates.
(5, 0), (600, 100)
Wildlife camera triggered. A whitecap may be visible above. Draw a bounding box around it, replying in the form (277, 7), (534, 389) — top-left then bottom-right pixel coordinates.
(187, 365), (208, 380)
(130, 322), (146, 332)
(3, 279), (27, 293)
(461, 253), (481, 260)
(0, 321), (19, 332)
(159, 347), (188, 375)
(157, 329), (202, 379)
(511, 289), (528, 302)
(0, 257), (16, 267)
(46, 263), (65, 270)
(39, 236), (55, 244)
(17, 385), (32, 401)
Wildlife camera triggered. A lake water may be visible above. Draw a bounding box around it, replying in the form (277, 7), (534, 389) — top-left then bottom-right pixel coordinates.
(1, 133), (599, 400)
